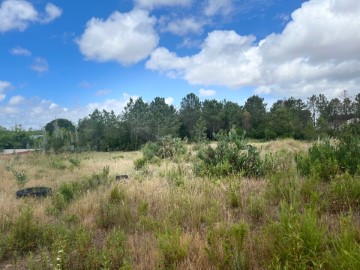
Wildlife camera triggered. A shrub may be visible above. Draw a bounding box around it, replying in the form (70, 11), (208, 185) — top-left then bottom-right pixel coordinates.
(134, 136), (188, 170)
(296, 134), (360, 181)
(194, 128), (263, 178)
(295, 138), (339, 181)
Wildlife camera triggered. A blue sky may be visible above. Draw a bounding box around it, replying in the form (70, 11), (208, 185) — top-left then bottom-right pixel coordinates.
(1, 0), (360, 129)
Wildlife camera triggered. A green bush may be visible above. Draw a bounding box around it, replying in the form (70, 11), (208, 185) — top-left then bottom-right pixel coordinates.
(295, 139), (339, 181)
(134, 136), (188, 170)
(296, 134), (360, 181)
(194, 128), (263, 178)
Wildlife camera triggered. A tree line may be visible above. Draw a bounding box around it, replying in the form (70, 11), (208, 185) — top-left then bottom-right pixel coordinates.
(1, 91), (360, 152)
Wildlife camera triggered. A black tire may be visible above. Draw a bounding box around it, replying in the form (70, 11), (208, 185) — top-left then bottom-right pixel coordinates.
(16, 187), (52, 198)
(115, 175), (129, 181)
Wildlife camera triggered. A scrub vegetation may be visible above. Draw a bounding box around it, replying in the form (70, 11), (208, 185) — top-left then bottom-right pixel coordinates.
(1, 128), (359, 269)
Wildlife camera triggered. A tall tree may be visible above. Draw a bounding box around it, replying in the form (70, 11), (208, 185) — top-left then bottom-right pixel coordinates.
(202, 99), (224, 139)
(223, 100), (242, 131)
(179, 93), (202, 140)
(122, 98), (150, 149)
(148, 97), (180, 140)
(244, 95), (267, 138)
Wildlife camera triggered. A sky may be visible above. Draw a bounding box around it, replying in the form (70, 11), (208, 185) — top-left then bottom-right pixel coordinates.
(1, 0), (360, 129)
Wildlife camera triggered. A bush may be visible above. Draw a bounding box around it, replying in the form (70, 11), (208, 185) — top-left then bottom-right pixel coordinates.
(296, 134), (360, 181)
(295, 138), (339, 181)
(134, 136), (188, 169)
(194, 128), (263, 178)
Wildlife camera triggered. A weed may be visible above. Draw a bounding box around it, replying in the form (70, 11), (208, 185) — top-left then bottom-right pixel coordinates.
(157, 228), (188, 269)
(205, 221), (248, 269)
(247, 195), (266, 222)
(328, 173), (360, 212)
(267, 203), (326, 269)
(325, 213), (360, 269)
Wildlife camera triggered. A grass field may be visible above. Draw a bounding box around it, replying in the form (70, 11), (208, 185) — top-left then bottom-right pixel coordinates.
(0, 139), (359, 269)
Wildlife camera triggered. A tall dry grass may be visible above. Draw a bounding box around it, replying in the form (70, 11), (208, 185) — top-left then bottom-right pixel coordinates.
(0, 141), (359, 269)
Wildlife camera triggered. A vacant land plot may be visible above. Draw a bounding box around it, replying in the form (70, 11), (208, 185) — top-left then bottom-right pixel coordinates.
(0, 140), (359, 269)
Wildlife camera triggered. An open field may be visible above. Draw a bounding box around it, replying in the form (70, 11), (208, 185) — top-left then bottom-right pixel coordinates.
(0, 139), (359, 270)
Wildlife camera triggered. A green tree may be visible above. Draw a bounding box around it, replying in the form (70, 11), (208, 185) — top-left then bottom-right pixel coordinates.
(223, 100), (242, 131)
(148, 97), (180, 140)
(243, 95), (267, 138)
(179, 93), (202, 140)
(122, 98), (150, 149)
(202, 99), (224, 139)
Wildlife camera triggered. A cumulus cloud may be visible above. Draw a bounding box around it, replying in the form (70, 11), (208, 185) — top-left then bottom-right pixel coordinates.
(76, 9), (159, 65)
(204, 0), (233, 16)
(147, 30), (260, 86)
(30, 57), (49, 73)
(0, 0), (62, 32)
(147, 0), (360, 98)
(199, 88), (216, 97)
(8, 95), (25, 105)
(135, 0), (192, 9)
(42, 3), (62, 23)
(0, 93), (137, 129)
(161, 17), (204, 36)
(10, 46), (31, 56)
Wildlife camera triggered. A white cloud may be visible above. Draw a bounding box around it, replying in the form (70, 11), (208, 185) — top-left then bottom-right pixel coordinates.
(0, 0), (62, 32)
(8, 95), (25, 105)
(135, 0), (192, 9)
(77, 9), (159, 66)
(199, 88), (216, 97)
(42, 3), (62, 23)
(30, 57), (49, 73)
(95, 89), (112, 96)
(0, 81), (12, 92)
(165, 97), (174, 105)
(147, 30), (261, 86)
(49, 103), (58, 109)
(161, 17), (204, 36)
(0, 93), (137, 129)
(10, 46), (31, 56)
(147, 0), (360, 99)
(204, 0), (233, 16)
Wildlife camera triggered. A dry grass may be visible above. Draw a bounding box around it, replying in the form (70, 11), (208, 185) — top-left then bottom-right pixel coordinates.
(0, 140), (359, 270)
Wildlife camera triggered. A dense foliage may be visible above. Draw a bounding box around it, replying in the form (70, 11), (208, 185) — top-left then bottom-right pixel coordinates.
(195, 128), (263, 177)
(2, 91), (360, 153)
